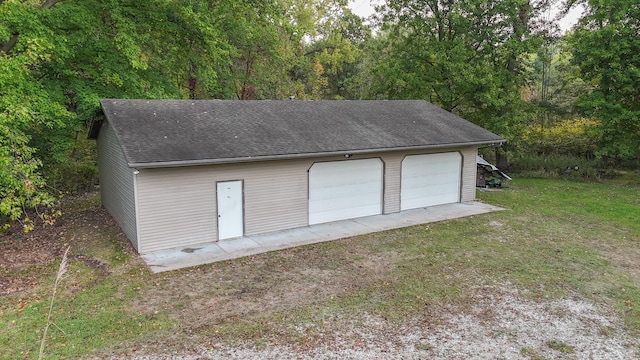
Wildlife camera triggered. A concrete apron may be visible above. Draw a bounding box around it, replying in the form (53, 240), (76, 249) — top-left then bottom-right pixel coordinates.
(141, 201), (505, 273)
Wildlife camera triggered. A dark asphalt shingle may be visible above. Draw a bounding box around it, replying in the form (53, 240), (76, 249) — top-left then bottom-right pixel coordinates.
(99, 99), (504, 167)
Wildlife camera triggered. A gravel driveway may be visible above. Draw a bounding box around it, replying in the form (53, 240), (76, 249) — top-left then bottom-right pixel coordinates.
(108, 285), (639, 360)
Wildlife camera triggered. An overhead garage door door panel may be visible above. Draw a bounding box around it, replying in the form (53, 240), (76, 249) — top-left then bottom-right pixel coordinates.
(309, 159), (383, 225)
(401, 152), (461, 210)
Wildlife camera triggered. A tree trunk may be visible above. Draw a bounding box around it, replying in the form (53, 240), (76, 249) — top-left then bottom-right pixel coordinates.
(188, 63), (197, 99)
(495, 145), (509, 170)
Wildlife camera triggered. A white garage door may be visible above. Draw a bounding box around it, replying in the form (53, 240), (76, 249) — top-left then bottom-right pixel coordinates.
(309, 158), (383, 225)
(401, 152), (461, 210)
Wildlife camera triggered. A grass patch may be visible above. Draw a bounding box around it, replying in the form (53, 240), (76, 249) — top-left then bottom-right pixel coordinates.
(521, 347), (546, 360)
(0, 263), (173, 359)
(282, 178), (640, 329)
(546, 339), (575, 353)
(1, 177), (640, 357)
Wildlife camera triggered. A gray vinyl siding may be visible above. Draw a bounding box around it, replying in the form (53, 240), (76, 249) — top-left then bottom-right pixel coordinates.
(132, 146), (478, 253)
(459, 146), (477, 202)
(382, 153), (403, 214)
(134, 168), (217, 253)
(135, 160), (309, 253)
(97, 122), (139, 250)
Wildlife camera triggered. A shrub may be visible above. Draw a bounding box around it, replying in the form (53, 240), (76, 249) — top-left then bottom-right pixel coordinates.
(518, 118), (599, 158)
(509, 154), (602, 179)
(39, 131), (98, 194)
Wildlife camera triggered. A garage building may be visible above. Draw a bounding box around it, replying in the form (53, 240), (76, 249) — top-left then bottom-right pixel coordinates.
(91, 99), (504, 253)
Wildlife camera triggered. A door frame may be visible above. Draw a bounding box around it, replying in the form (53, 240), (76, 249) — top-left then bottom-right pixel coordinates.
(216, 180), (244, 240)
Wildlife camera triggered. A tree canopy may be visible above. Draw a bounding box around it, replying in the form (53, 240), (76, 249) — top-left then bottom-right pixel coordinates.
(367, 0), (550, 139)
(569, 0), (640, 160)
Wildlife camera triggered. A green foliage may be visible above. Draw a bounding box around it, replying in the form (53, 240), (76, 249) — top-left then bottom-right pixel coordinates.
(0, 1), (68, 228)
(519, 118), (599, 158)
(306, 4), (369, 100)
(0, 0), (374, 229)
(526, 38), (591, 125)
(364, 0), (550, 141)
(0, 0), (259, 225)
(569, 0), (640, 160)
(270, 0), (369, 100)
(40, 133), (98, 193)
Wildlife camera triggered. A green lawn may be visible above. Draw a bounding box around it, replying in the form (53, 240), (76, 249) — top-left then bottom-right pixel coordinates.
(1, 177), (639, 358)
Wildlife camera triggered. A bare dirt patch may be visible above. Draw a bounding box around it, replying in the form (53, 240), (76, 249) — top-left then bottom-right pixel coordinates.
(0, 219), (65, 271)
(131, 246), (399, 333)
(0, 220), (66, 295)
(0, 193), (129, 295)
(592, 238), (640, 285)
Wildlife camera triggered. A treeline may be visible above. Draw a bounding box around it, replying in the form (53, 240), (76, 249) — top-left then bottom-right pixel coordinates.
(1, 0), (639, 227)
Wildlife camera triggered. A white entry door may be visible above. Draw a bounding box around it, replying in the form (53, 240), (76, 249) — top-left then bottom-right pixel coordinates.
(217, 180), (244, 240)
(308, 158), (383, 225)
(401, 152), (461, 210)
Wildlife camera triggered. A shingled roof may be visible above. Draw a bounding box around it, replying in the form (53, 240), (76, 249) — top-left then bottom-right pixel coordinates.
(98, 99), (504, 168)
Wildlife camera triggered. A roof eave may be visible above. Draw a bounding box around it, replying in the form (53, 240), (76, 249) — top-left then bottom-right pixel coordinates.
(128, 140), (505, 169)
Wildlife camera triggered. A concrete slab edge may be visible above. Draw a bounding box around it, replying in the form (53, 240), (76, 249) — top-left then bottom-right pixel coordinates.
(142, 202), (506, 273)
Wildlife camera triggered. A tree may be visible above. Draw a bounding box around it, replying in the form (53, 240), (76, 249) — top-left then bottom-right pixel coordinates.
(0, 0), (232, 227)
(207, 0), (288, 99)
(361, 0), (555, 168)
(308, 5), (370, 99)
(526, 37), (591, 123)
(367, 0), (550, 135)
(0, 0), (375, 228)
(280, 0), (369, 100)
(1, 0), (68, 229)
(568, 0), (640, 160)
